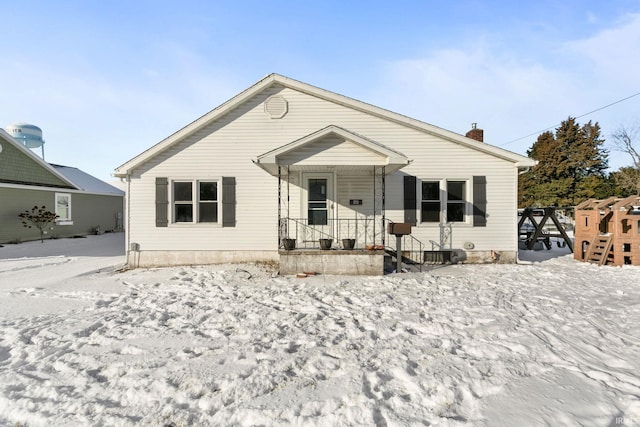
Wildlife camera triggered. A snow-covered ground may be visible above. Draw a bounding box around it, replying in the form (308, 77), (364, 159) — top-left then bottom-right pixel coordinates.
(0, 234), (639, 426)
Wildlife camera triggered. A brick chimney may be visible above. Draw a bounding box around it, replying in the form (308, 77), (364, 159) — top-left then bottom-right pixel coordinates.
(465, 123), (484, 142)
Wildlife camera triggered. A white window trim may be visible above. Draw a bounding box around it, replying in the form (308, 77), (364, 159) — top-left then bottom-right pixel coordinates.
(419, 179), (442, 224)
(55, 192), (73, 225)
(419, 178), (471, 225)
(197, 180), (220, 224)
(170, 179), (221, 225)
(172, 180), (194, 224)
(445, 179), (471, 224)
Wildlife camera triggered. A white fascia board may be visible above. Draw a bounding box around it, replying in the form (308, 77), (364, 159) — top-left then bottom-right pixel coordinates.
(113, 74), (279, 177)
(254, 125), (411, 167)
(274, 75), (535, 166)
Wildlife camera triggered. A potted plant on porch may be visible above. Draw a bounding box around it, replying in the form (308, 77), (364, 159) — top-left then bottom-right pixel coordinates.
(282, 238), (296, 250)
(318, 238), (333, 250)
(341, 238), (356, 250)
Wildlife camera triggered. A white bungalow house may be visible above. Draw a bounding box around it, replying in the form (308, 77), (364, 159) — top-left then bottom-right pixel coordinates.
(113, 73), (535, 274)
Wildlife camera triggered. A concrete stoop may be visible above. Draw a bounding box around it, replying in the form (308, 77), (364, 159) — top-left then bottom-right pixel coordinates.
(279, 249), (385, 276)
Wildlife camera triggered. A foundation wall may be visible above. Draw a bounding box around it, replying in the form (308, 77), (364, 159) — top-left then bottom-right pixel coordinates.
(128, 250), (279, 268)
(127, 249), (516, 271)
(279, 250), (385, 275)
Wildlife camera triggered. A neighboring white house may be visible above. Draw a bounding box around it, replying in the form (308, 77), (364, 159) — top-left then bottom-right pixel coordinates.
(113, 73), (536, 273)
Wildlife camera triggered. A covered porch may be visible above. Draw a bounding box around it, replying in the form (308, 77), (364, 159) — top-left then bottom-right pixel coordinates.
(254, 125), (425, 274)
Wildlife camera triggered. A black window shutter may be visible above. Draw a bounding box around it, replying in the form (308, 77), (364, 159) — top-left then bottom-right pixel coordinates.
(403, 175), (417, 225)
(222, 177), (236, 227)
(473, 176), (487, 227)
(155, 177), (169, 227)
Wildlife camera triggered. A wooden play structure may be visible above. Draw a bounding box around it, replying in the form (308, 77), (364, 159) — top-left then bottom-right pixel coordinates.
(574, 196), (640, 266)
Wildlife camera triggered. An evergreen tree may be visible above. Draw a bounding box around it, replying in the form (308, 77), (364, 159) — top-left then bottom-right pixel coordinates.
(611, 167), (640, 196)
(519, 117), (609, 207)
(558, 118), (608, 179)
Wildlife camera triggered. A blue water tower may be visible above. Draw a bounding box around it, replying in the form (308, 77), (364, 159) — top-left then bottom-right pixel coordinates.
(5, 123), (46, 159)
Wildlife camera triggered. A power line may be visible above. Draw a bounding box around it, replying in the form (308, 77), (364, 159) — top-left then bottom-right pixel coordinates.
(499, 91), (640, 147)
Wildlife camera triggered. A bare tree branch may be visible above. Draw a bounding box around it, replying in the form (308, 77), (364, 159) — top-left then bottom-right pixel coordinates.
(611, 123), (640, 169)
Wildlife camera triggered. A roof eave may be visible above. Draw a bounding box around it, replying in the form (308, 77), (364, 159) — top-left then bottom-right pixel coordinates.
(515, 158), (538, 168)
(115, 73), (281, 175)
(115, 73), (534, 174)
(0, 130), (80, 190)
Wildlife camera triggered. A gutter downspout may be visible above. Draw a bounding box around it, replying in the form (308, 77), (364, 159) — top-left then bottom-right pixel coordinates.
(126, 175), (131, 266)
(516, 165), (532, 264)
(518, 166), (531, 175)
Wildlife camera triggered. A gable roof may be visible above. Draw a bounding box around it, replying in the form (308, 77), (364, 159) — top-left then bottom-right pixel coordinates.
(0, 129), (79, 189)
(254, 125), (412, 175)
(0, 129), (124, 196)
(113, 73), (536, 177)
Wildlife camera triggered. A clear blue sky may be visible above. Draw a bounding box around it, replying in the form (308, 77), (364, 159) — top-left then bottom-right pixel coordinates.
(2, 0), (639, 182)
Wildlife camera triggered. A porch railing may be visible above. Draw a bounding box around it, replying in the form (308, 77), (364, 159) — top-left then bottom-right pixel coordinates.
(279, 217), (432, 272)
(279, 217), (382, 249)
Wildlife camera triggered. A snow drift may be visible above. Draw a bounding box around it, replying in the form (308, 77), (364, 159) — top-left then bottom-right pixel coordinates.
(0, 234), (639, 426)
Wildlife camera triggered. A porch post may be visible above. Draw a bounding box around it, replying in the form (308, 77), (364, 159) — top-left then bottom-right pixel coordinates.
(382, 166), (386, 247)
(278, 166), (282, 245)
(373, 166), (376, 245)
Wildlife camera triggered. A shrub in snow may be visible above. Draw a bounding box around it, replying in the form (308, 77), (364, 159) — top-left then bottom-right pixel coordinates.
(18, 205), (59, 243)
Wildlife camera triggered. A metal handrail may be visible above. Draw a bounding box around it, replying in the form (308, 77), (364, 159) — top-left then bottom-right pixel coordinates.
(429, 240), (441, 250)
(279, 217), (430, 272)
(383, 219), (425, 271)
(280, 217), (380, 249)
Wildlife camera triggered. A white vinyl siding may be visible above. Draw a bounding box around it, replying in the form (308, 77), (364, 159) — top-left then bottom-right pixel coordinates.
(279, 136), (386, 166)
(336, 175), (377, 219)
(126, 84), (520, 253)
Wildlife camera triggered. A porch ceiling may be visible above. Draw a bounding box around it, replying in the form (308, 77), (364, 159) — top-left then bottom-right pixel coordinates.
(253, 125), (411, 177)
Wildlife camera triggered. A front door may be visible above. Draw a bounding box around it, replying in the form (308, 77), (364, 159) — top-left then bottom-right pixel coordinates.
(303, 173), (334, 237)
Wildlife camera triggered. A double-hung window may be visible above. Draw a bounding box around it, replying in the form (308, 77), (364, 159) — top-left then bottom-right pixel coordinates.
(421, 181), (440, 222)
(198, 182), (218, 223)
(446, 181), (466, 222)
(173, 180), (218, 223)
(420, 180), (468, 223)
(173, 181), (193, 222)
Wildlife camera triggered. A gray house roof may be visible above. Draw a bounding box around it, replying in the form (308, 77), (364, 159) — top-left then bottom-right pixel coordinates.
(1, 128), (123, 196)
(51, 164), (124, 196)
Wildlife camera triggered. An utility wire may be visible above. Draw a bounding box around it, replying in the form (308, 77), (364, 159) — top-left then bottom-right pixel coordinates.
(499, 91), (640, 147)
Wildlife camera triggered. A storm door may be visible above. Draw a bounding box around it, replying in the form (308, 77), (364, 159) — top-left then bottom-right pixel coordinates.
(303, 173), (334, 239)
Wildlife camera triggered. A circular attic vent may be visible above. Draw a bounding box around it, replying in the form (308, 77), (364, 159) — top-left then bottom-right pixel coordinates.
(264, 95), (288, 119)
